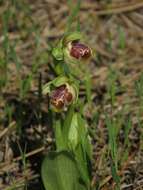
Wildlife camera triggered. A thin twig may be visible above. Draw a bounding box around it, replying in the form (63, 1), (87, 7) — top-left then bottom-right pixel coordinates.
(0, 146), (45, 172)
(0, 121), (16, 139)
(93, 1), (143, 15)
(13, 146), (45, 162)
(2, 174), (40, 190)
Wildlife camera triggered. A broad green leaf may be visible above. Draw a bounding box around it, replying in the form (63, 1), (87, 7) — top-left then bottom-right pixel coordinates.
(41, 151), (81, 190)
(75, 144), (91, 189)
(68, 113), (79, 150)
(73, 114), (92, 188)
(77, 114), (92, 161)
(54, 120), (66, 151)
(63, 106), (74, 144)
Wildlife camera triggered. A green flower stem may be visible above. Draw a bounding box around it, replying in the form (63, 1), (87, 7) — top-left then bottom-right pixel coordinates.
(42, 31), (92, 190)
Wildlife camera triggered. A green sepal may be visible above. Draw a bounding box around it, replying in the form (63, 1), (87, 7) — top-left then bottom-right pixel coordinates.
(52, 39), (64, 60)
(42, 81), (52, 95)
(52, 32), (82, 61)
(42, 76), (68, 95)
(52, 47), (63, 61)
(63, 32), (83, 45)
(52, 76), (68, 87)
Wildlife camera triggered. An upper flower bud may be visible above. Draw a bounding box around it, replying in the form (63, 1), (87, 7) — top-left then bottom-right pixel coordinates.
(69, 41), (91, 60)
(52, 32), (92, 63)
(63, 32), (92, 63)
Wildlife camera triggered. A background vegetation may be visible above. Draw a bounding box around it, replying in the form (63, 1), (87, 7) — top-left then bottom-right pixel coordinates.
(0, 0), (143, 189)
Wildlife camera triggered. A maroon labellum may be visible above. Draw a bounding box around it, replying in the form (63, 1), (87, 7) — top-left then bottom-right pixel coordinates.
(50, 85), (66, 110)
(50, 84), (74, 111)
(70, 41), (91, 60)
(65, 92), (73, 104)
(51, 85), (66, 101)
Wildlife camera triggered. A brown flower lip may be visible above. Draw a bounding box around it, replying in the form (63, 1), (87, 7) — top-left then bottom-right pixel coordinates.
(70, 41), (91, 60)
(65, 92), (73, 103)
(50, 84), (73, 111)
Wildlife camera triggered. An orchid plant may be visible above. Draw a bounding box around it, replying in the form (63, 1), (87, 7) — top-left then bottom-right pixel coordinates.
(41, 31), (93, 190)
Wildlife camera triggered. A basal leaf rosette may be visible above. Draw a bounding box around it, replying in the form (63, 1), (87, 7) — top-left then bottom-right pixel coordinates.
(42, 76), (78, 112)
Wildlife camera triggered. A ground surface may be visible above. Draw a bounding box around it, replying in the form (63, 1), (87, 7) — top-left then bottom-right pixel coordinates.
(0, 0), (143, 190)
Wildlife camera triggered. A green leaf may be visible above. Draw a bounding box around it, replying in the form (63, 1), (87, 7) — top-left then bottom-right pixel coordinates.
(63, 106), (74, 145)
(19, 75), (32, 99)
(118, 25), (126, 50)
(75, 144), (91, 189)
(73, 114), (92, 189)
(77, 114), (92, 161)
(54, 120), (67, 151)
(66, 0), (81, 32)
(84, 72), (92, 104)
(68, 113), (79, 150)
(41, 151), (82, 190)
(110, 158), (120, 190)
